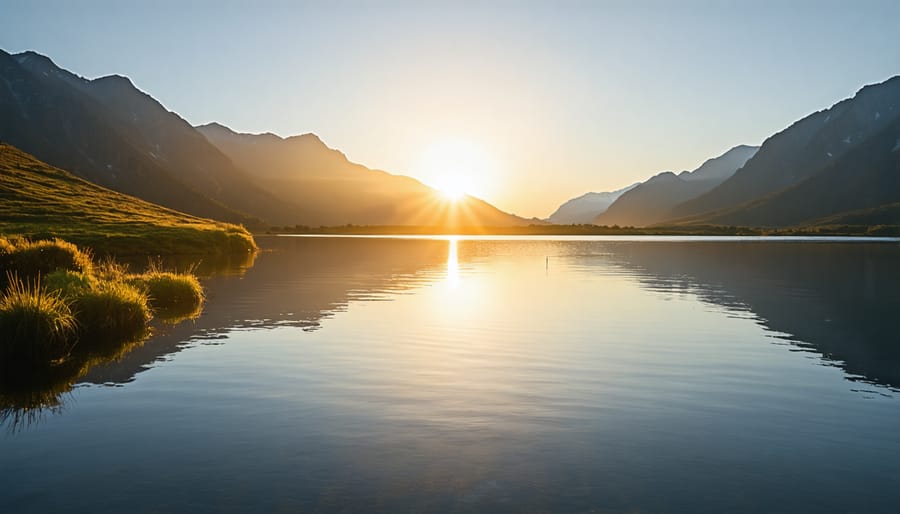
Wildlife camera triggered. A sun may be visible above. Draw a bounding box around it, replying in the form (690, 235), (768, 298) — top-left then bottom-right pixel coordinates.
(416, 138), (493, 201)
(433, 175), (470, 201)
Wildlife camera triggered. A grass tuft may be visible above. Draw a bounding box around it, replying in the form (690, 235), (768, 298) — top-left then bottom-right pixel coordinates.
(128, 261), (204, 321)
(0, 238), (93, 284)
(0, 236), (14, 255)
(71, 280), (151, 343)
(44, 270), (98, 297)
(0, 274), (76, 365)
(0, 236), (208, 384)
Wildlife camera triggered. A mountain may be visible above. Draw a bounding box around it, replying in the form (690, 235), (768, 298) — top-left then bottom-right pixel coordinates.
(670, 75), (900, 224)
(677, 117), (900, 227)
(593, 145), (758, 227)
(546, 183), (639, 224)
(197, 122), (532, 228)
(0, 49), (303, 227)
(1, 49), (528, 229)
(0, 143), (254, 255)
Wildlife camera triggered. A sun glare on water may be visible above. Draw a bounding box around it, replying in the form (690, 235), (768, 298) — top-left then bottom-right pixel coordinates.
(417, 138), (493, 201)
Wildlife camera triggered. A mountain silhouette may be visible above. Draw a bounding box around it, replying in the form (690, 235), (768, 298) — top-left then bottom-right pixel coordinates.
(546, 183), (639, 224)
(1, 49), (529, 229)
(0, 50), (290, 226)
(675, 116), (900, 227)
(197, 122), (532, 228)
(593, 145), (758, 227)
(669, 75), (900, 226)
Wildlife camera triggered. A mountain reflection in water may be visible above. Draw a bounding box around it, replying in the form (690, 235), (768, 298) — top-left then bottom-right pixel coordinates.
(2, 236), (899, 514)
(5, 236), (898, 428)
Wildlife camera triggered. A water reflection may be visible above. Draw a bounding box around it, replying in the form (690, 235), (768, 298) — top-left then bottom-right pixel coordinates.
(0, 252), (257, 429)
(601, 242), (900, 390)
(78, 237), (452, 386)
(5, 237), (898, 430)
(86, 236), (900, 391)
(0, 335), (148, 432)
(2, 237), (899, 513)
(446, 237), (459, 288)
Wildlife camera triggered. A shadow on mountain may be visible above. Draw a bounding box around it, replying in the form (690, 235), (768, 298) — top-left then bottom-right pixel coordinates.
(605, 241), (900, 390)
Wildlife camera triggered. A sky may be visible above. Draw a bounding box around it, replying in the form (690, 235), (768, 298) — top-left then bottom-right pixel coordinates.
(2, 0), (899, 218)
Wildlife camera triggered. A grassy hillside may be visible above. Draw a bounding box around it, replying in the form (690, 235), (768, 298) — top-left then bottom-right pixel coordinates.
(0, 143), (256, 256)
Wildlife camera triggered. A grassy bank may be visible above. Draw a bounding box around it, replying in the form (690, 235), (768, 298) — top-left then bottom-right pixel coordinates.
(0, 237), (204, 374)
(0, 143), (256, 256)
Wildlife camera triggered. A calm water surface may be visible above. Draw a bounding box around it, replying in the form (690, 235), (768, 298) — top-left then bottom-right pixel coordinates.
(3, 236), (899, 513)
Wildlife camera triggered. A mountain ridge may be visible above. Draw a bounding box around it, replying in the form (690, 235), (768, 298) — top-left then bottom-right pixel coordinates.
(669, 75), (900, 222)
(669, 115), (900, 227)
(2, 48), (530, 229)
(197, 122), (534, 227)
(593, 144), (758, 227)
(0, 48), (267, 226)
(546, 183), (640, 224)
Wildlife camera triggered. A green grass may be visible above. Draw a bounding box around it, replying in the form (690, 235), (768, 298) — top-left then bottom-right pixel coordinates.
(0, 238), (94, 285)
(0, 143), (256, 256)
(128, 267), (204, 322)
(0, 238), (209, 417)
(0, 274), (76, 366)
(70, 280), (151, 344)
(0, 271), (150, 423)
(44, 269), (98, 297)
(0, 238), (203, 373)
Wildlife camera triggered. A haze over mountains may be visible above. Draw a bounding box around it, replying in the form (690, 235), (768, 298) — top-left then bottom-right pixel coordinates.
(197, 123), (527, 227)
(546, 183), (638, 224)
(0, 49), (529, 229)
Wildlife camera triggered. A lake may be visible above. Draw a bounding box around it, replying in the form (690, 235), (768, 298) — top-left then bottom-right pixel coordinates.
(2, 235), (899, 513)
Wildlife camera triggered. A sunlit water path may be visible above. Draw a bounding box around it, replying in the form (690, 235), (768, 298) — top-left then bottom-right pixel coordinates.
(3, 236), (899, 513)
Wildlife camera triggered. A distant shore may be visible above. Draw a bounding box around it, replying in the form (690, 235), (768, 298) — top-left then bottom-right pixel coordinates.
(263, 223), (900, 238)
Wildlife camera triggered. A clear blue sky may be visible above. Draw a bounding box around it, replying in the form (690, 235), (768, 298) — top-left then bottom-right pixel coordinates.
(2, 0), (898, 217)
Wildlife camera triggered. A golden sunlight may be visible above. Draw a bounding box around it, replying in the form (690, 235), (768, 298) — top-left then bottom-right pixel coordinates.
(446, 236), (459, 288)
(416, 138), (493, 201)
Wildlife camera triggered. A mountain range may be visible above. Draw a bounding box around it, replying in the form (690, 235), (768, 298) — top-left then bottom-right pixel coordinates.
(550, 75), (900, 228)
(196, 123), (528, 227)
(545, 183), (639, 224)
(2, 47), (898, 231)
(672, 77), (900, 226)
(593, 145), (758, 227)
(0, 50), (284, 226)
(0, 49), (529, 229)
